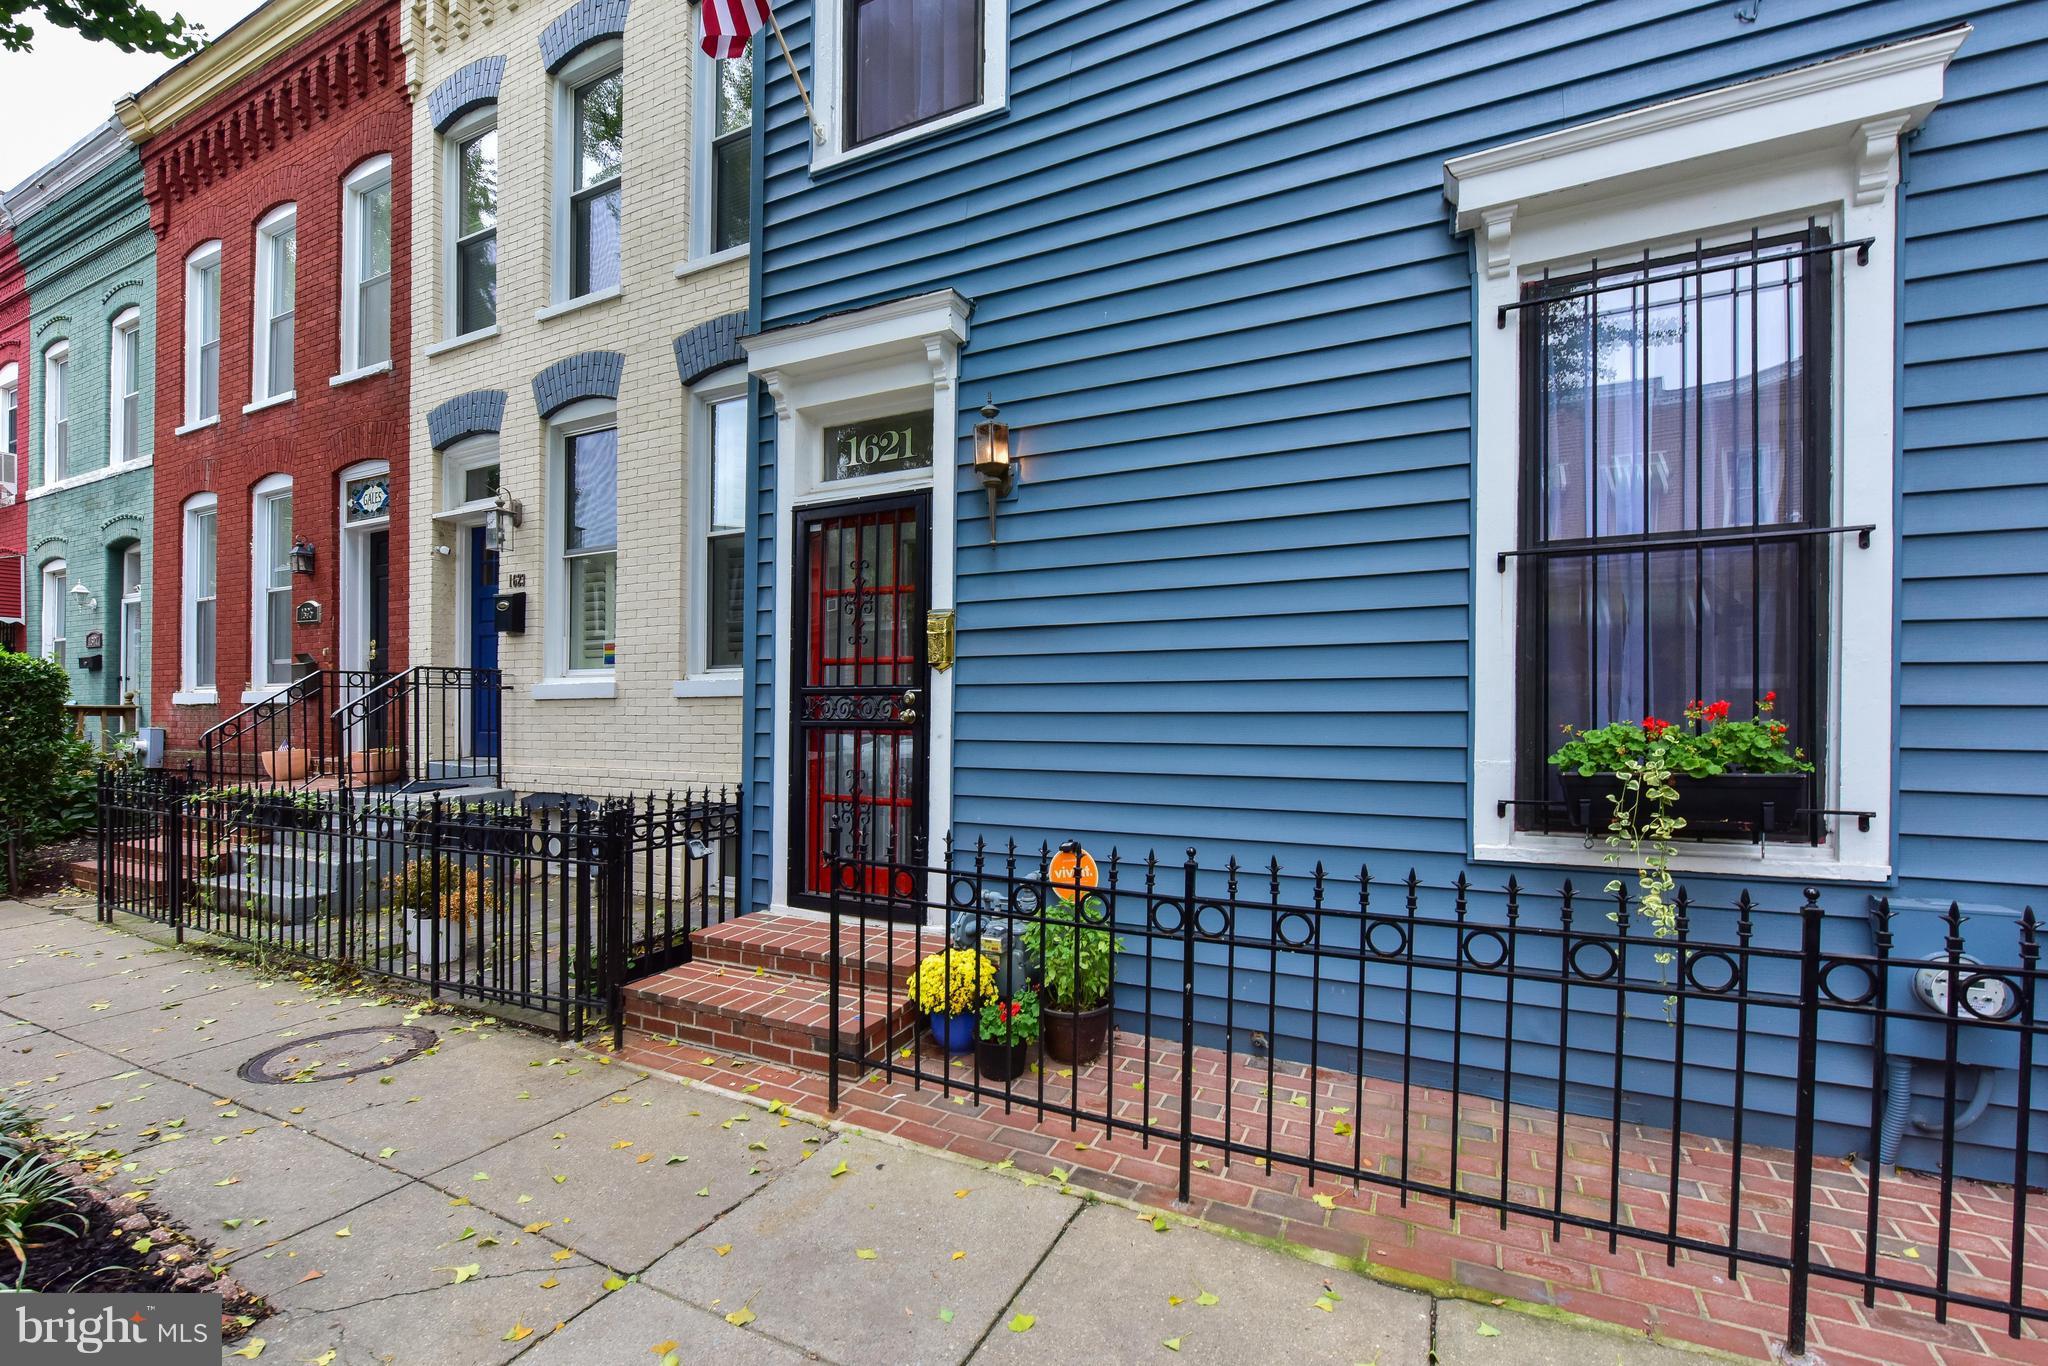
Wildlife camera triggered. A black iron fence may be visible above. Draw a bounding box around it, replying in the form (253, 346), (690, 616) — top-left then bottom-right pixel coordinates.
(827, 839), (2044, 1357)
(97, 770), (740, 1038)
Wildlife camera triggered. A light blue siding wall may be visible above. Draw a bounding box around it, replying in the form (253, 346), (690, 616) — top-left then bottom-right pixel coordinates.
(744, 0), (2048, 1176)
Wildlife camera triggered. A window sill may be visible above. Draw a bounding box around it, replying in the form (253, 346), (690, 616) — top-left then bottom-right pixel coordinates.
(24, 457), (154, 499)
(174, 415), (220, 437)
(535, 287), (622, 324)
(243, 390), (295, 415)
(532, 677), (616, 701)
(426, 326), (499, 358)
(240, 684), (290, 705)
(674, 245), (747, 280)
(811, 100), (1008, 174)
(672, 674), (741, 699)
(329, 361), (393, 388)
(1472, 834), (1893, 887)
(171, 689), (217, 707)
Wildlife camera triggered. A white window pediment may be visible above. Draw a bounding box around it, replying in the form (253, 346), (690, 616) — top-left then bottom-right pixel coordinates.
(1445, 28), (1968, 886)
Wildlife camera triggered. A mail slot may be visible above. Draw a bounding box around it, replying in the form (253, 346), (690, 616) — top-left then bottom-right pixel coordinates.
(494, 591), (526, 634)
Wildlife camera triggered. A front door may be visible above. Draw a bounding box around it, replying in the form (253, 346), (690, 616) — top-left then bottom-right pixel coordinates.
(789, 493), (930, 912)
(468, 525), (500, 758)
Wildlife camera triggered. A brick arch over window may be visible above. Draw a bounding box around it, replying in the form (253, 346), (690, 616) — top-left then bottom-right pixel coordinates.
(674, 310), (749, 387)
(539, 0), (630, 74)
(428, 56), (507, 133)
(531, 352), (622, 418)
(428, 389), (507, 449)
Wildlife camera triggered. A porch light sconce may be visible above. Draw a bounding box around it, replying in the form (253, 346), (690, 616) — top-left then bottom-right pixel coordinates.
(288, 538), (317, 576)
(487, 488), (524, 553)
(972, 397), (1014, 541)
(68, 580), (97, 613)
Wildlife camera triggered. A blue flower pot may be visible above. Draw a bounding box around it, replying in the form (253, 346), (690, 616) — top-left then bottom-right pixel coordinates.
(927, 1010), (977, 1054)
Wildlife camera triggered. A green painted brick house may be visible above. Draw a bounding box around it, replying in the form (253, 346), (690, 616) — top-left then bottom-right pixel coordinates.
(7, 120), (155, 721)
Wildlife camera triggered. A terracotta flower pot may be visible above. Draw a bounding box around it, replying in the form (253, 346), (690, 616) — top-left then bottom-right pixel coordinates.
(261, 746), (311, 781)
(1042, 1003), (1111, 1066)
(349, 747), (402, 786)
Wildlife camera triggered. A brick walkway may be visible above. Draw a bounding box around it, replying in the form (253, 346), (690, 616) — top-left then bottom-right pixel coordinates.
(622, 1028), (2048, 1366)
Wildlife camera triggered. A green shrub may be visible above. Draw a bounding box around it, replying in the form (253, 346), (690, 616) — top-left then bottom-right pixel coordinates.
(0, 653), (97, 849)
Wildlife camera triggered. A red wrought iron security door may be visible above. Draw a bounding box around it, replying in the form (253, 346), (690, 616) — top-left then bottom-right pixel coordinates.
(789, 493), (930, 911)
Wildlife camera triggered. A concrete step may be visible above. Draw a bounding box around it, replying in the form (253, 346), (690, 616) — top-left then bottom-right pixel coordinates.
(198, 872), (330, 923)
(689, 911), (929, 985)
(622, 959), (915, 1074)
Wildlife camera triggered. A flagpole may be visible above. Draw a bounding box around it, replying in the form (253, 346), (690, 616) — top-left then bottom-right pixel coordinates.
(762, 4), (826, 145)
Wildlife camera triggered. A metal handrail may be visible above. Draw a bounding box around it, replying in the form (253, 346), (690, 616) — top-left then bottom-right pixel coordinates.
(330, 665), (505, 791)
(199, 671), (328, 790)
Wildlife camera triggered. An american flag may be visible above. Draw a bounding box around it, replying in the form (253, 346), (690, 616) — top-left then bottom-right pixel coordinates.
(701, 0), (770, 58)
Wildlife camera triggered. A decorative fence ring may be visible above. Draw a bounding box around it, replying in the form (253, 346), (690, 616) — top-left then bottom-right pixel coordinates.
(1364, 920), (1409, 960)
(1276, 910), (1316, 949)
(1148, 899), (1185, 935)
(1818, 958), (1879, 1007)
(948, 876), (980, 909)
(1569, 939), (1621, 983)
(1682, 949), (1741, 995)
(1194, 901), (1232, 940)
(1960, 970), (2024, 1022)
(1460, 928), (1509, 970)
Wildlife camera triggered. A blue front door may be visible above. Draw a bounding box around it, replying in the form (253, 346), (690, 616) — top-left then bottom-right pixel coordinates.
(469, 525), (500, 758)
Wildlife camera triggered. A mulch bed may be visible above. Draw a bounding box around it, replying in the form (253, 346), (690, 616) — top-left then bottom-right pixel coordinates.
(6, 834), (93, 898)
(1, 1148), (269, 1342)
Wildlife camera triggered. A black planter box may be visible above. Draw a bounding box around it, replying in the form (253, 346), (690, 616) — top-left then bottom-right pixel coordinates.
(1556, 771), (1811, 838)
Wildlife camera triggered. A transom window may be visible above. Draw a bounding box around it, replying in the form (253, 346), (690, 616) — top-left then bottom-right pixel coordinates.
(342, 158), (394, 374)
(822, 411), (932, 484)
(846, 0), (982, 147)
(562, 425), (617, 673)
(110, 308), (142, 462)
(569, 66), (623, 298)
(1512, 228), (1835, 828)
(253, 206), (297, 401)
(453, 124), (498, 335)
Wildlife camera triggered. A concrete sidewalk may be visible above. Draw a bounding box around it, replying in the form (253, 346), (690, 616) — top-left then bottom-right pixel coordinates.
(1, 895), (1728, 1365)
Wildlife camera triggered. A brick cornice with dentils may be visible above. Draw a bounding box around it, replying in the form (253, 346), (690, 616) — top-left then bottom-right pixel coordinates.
(131, 4), (405, 240)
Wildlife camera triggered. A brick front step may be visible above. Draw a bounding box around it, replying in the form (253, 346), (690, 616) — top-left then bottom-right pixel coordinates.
(689, 911), (930, 985)
(622, 957), (917, 1075)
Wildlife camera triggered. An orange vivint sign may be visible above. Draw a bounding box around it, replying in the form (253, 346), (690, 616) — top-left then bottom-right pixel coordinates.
(1049, 847), (1099, 896)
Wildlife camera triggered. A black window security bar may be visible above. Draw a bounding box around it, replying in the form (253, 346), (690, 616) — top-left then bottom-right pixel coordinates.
(1512, 224), (1840, 840)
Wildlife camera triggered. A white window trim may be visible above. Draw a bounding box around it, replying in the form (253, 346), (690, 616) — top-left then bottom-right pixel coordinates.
(551, 41), (623, 307)
(250, 204), (297, 406)
(337, 459), (391, 675)
(682, 365), (748, 689)
(183, 240), (222, 426)
(437, 433), (501, 519)
(249, 472), (295, 696)
(540, 397), (619, 693)
(442, 105), (498, 342)
(179, 491), (218, 702)
(1445, 27), (1967, 886)
(688, 31), (749, 263)
(109, 307), (142, 464)
(39, 559), (66, 662)
(338, 155), (393, 379)
(809, 0), (1008, 172)
(0, 362), (17, 497)
(40, 340), (69, 485)
(745, 288), (970, 917)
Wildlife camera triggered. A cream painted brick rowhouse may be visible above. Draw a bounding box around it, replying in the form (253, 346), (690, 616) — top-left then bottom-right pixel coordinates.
(402, 0), (747, 796)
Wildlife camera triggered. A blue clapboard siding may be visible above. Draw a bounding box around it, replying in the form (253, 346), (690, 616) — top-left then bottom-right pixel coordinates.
(744, 0), (2048, 1178)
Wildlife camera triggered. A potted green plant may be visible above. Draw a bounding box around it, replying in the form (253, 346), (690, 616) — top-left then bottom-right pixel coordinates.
(974, 989), (1041, 1082)
(1020, 893), (1123, 1065)
(383, 856), (497, 968)
(910, 948), (997, 1053)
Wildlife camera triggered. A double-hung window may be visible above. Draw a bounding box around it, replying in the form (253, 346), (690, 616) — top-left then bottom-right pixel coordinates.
(42, 341), (68, 483)
(110, 308), (142, 462)
(341, 157), (393, 375)
(253, 479), (295, 689)
(1, 363), (18, 497)
(693, 377), (747, 675)
(184, 242), (222, 426)
(558, 421), (618, 676)
(451, 120), (498, 335)
(1512, 230), (1831, 822)
(813, 0), (1006, 166)
(183, 493), (217, 695)
(252, 206), (296, 402)
(563, 60), (623, 300)
(40, 560), (66, 664)
(698, 38), (751, 255)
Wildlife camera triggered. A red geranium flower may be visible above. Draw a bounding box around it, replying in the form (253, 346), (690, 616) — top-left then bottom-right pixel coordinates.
(1642, 717), (1672, 738)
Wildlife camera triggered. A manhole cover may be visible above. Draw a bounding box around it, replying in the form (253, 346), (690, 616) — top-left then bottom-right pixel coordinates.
(238, 1025), (439, 1084)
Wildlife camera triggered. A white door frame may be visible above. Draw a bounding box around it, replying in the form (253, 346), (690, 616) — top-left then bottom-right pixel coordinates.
(745, 290), (971, 921)
(336, 460), (391, 757)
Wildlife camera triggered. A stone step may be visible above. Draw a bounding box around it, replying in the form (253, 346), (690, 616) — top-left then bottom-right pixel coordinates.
(198, 872), (330, 924)
(689, 911), (930, 985)
(622, 959), (915, 1074)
